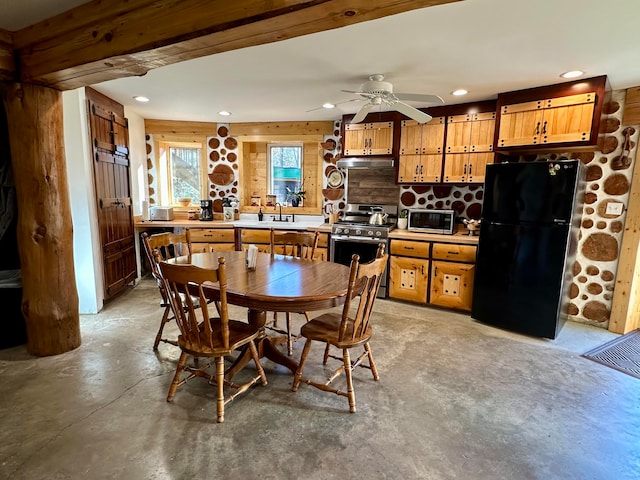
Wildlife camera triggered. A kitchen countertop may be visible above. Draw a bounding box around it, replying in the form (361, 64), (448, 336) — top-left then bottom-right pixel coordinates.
(134, 218), (332, 231)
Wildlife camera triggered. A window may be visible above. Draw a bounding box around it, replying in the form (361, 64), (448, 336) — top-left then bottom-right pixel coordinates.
(268, 144), (302, 203)
(157, 141), (205, 205)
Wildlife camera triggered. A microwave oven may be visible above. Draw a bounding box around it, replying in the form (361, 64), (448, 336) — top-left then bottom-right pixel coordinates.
(407, 209), (455, 234)
(149, 206), (174, 221)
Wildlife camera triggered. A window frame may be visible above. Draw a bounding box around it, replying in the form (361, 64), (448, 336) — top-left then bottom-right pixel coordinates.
(156, 138), (207, 207)
(267, 142), (304, 204)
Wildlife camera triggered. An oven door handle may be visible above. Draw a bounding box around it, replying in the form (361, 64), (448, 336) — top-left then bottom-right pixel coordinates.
(332, 236), (388, 245)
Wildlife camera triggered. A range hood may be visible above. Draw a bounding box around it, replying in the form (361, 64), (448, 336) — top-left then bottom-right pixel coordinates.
(336, 157), (395, 169)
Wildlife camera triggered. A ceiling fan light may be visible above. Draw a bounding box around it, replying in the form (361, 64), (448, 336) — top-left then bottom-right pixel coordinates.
(451, 89), (468, 96)
(133, 96), (149, 102)
(322, 103), (335, 109)
(560, 70), (584, 79)
(218, 111), (231, 116)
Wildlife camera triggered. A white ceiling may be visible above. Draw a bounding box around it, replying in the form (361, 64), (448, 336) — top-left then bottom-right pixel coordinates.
(3, 0), (640, 123)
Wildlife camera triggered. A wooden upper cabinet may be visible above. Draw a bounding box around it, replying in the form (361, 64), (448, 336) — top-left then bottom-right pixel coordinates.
(343, 121), (393, 156)
(495, 76), (609, 152)
(498, 93), (595, 148)
(398, 117), (445, 183)
(444, 111), (495, 184)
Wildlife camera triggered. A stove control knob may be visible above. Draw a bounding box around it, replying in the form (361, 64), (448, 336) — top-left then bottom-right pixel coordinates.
(375, 231), (382, 237)
(334, 228), (342, 234)
(355, 229), (362, 235)
(342, 228), (349, 235)
(367, 230), (374, 236)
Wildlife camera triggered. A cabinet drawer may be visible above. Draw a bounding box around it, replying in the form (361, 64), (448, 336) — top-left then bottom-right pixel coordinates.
(188, 228), (235, 243)
(390, 239), (430, 258)
(317, 233), (329, 248)
(241, 229), (271, 244)
(432, 243), (477, 263)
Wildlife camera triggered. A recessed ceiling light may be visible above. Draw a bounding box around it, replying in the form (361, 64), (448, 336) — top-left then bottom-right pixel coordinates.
(451, 89), (468, 96)
(218, 111), (231, 116)
(560, 70), (584, 79)
(133, 96), (149, 102)
(322, 103), (336, 109)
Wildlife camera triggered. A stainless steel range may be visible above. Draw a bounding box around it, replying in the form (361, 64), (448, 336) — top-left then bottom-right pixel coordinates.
(330, 204), (397, 298)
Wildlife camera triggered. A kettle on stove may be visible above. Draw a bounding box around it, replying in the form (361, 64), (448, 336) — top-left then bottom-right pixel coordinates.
(369, 207), (389, 225)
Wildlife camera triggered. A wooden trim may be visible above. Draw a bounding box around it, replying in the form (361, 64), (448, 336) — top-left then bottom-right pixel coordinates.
(230, 121), (334, 136)
(609, 142), (640, 334)
(622, 86), (640, 125)
(145, 119), (218, 136)
(13, 0), (459, 90)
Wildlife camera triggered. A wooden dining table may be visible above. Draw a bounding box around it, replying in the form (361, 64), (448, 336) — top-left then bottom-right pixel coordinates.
(166, 250), (352, 377)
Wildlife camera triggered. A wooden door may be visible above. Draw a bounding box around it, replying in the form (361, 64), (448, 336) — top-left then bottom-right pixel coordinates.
(466, 152), (493, 183)
(89, 98), (137, 299)
(367, 121), (393, 155)
(389, 256), (429, 303)
(443, 153), (468, 183)
(430, 260), (475, 311)
(497, 101), (544, 148)
(343, 123), (367, 156)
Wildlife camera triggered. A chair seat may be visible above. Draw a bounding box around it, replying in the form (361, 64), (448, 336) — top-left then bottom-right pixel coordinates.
(178, 319), (261, 356)
(300, 313), (372, 349)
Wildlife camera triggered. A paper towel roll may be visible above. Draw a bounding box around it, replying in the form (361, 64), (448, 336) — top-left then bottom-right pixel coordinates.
(141, 200), (150, 220)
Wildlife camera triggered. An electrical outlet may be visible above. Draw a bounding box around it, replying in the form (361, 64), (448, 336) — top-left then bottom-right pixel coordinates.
(605, 202), (623, 215)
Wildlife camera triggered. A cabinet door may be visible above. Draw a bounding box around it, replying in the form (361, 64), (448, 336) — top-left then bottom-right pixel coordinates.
(443, 153), (468, 183)
(343, 123), (367, 156)
(421, 154), (443, 182)
(367, 121), (393, 155)
(541, 102), (595, 145)
(498, 105), (544, 148)
(466, 152), (493, 183)
(446, 114), (473, 153)
(400, 120), (422, 155)
(398, 155), (422, 183)
(430, 260), (475, 311)
(389, 256), (429, 303)
(469, 112), (496, 152)
(421, 117), (446, 154)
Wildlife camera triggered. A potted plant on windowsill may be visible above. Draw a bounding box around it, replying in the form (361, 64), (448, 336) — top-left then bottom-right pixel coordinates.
(286, 184), (306, 207)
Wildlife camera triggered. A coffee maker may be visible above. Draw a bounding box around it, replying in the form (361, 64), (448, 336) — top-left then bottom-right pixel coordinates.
(199, 200), (213, 221)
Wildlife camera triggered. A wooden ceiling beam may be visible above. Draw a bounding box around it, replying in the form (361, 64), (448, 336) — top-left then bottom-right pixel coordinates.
(12, 0), (459, 91)
(0, 28), (15, 82)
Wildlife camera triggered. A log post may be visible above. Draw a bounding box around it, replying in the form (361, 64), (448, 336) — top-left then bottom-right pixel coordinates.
(3, 83), (80, 356)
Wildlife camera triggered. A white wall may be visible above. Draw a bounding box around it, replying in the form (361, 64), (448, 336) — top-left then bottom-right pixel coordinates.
(62, 88), (104, 314)
(124, 108), (148, 279)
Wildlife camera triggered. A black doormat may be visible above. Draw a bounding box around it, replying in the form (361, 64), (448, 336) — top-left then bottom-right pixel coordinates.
(582, 329), (640, 379)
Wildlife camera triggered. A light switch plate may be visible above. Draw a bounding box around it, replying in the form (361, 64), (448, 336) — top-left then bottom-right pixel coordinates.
(605, 202), (623, 215)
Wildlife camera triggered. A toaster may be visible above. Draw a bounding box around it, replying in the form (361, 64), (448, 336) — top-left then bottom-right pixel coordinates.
(149, 206), (174, 221)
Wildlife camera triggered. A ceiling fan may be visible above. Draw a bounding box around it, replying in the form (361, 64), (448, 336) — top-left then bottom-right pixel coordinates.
(342, 74), (444, 124)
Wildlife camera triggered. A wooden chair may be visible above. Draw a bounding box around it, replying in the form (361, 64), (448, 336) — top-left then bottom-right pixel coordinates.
(158, 257), (267, 423)
(269, 228), (319, 356)
(141, 231), (189, 350)
(292, 243), (387, 413)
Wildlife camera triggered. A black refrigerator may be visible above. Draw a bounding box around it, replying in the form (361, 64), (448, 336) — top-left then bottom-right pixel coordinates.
(471, 160), (585, 339)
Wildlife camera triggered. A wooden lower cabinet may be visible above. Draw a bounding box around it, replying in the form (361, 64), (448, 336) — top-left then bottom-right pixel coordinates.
(429, 260), (475, 311)
(187, 227), (236, 252)
(389, 256), (430, 304)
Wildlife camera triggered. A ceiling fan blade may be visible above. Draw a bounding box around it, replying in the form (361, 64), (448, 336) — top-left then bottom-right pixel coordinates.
(341, 89), (377, 98)
(393, 101), (433, 124)
(394, 93), (444, 104)
(306, 98), (363, 112)
(351, 103), (375, 123)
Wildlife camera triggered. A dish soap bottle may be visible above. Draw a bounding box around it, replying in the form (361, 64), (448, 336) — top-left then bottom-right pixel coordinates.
(258, 208), (263, 222)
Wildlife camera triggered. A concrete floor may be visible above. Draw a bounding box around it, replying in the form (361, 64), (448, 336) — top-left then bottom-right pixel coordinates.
(1, 278), (639, 480)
